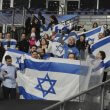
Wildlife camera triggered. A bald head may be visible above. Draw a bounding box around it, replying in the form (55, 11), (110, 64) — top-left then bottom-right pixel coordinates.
(68, 37), (76, 46)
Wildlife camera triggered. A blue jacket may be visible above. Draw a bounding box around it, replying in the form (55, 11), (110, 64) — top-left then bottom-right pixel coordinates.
(63, 44), (79, 58)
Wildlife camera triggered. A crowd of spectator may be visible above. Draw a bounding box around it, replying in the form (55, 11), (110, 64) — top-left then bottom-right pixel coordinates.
(0, 12), (110, 100)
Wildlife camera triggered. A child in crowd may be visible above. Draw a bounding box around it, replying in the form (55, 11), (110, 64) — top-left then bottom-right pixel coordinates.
(29, 33), (37, 48)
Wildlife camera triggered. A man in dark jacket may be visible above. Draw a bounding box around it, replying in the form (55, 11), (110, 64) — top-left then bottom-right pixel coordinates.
(16, 33), (29, 53)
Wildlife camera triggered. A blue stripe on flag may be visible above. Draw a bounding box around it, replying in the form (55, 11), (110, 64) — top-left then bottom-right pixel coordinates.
(91, 37), (110, 52)
(85, 27), (101, 37)
(19, 86), (44, 100)
(20, 59), (81, 75)
(105, 61), (110, 69)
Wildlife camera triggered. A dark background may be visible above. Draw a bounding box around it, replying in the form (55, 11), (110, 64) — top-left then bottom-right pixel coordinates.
(2, 0), (110, 10)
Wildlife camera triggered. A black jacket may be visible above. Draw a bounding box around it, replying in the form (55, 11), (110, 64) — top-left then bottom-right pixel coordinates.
(0, 47), (5, 62)
(17, 39), (29, 53)
(76, 40), (86, 51)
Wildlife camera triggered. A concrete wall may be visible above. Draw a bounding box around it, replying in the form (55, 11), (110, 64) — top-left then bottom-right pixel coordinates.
(78, 15), (110, 30)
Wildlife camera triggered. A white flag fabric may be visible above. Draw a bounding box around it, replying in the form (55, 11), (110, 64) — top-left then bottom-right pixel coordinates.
(46, 41), (64, 57)
(2, 49), (30, 68)
(53, 24), (65, 32)
(17, 55), (82, 100)
(91, 36), (110, 71)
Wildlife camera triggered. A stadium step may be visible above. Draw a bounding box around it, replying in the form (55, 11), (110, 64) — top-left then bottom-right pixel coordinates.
(0, 100), (58, 110)
(0, 100), (82, 110)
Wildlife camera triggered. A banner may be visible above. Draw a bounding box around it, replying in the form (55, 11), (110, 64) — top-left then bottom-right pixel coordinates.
(78, 26), (104, 42)
(17, 56), (81, 100)
(56, 26), (104, 44)
(46, 41), (64, 57)
(2, 49), (104, 100)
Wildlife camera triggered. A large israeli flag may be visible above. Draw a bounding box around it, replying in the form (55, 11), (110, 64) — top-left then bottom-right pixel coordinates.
(59, 26), (104, 44)
(17, 55), (82, 100)
(91, 36), (110, 71)
(2, 49), (104, 100)
(17, 55), (104, 100)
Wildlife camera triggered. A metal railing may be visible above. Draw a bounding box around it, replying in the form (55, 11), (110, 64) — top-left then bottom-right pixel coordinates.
(42, 10), (110, 15)
(43, 79), (110, 110)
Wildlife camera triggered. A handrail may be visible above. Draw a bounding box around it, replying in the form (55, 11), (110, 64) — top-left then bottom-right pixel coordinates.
(24, 7), (39, 21)
(43, 79), (110, 110)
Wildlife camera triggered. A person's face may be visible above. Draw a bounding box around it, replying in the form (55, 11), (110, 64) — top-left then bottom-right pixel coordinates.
(104, 25), (108, 29)
(68, 37), (75, 45)
(6, 33), (11, 39)
(21, 34), (26, 40)
(6, 59), (12, 65)
(68, 54), (75, 60)
(93, 23), (97, 28)
(50, 17), (54, 22)
(44, 34), (49, 39)
(38, 48), (44, 56)
(35, 19), (38, 24)
(32, 52), (38, 59)
(80, 36), (85, 42)
(41, 39), (46, 45)
(96, 52), (102, 60)
(94, 24), (97, 27)
(98, 33), (104, 39)
(31, 46), (37, 52)
(31, 28), (36, 33)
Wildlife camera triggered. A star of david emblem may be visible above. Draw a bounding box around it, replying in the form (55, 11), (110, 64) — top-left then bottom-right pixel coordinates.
(56, 44), (64, 54)
(16, 56), (21, 64)
(35, 73), (57, 97)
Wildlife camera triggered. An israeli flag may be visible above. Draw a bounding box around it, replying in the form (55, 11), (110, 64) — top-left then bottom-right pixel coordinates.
(53, 24), (67, 33)
(62, 26), (104, 44)
(54, 34), (69, 43)
(46, 41), (64, 57)
(78, 26), (104, 42)
(91, 36), (110, 71)
(40, 28), (52, 37)
(2, 49), (29, 69)
(17, 56), (81, 100)
(59, 26), (104, 44)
